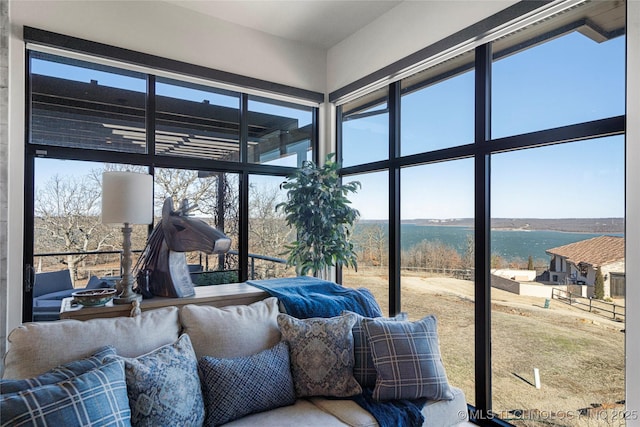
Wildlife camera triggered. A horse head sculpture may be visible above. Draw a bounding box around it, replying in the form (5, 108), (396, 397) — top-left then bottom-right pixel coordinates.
(135, 197), (231, 298)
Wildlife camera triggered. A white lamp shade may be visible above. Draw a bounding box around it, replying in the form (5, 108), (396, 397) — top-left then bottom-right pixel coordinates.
(102, 171), (153, 225)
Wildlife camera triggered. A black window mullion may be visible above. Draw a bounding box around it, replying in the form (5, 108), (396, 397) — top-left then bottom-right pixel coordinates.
(238, 94), (249, 282)
(146, 75), (156, 234)
(146, 75), (156, 159)
(240, 94), (248, 164)
(335, 105), (344, 285)
(312, 106), (320, 166)
(474, 43), (492, 423)
(389, 82), (401, 316)
(23, 52), (35, 322)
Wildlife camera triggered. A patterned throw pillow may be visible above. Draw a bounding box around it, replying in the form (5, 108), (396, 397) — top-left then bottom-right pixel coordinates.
(106, 334), (204, 427)
(362, 315), (454, 402)
(198, 341), (296, 426)
(277, 312), (362, 398)
(0, 359), (131, 426)
(343, 311), (408, 388)
(1, 346), (116, 393)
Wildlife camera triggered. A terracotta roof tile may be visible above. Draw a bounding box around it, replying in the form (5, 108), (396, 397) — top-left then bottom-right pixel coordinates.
(545, 235), (624, 267)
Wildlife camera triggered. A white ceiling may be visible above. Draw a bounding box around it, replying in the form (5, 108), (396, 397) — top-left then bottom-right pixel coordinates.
(164, 1), (402, 49)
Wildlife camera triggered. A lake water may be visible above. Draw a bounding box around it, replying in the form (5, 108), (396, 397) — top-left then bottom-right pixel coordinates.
(355, 223), (623, 262)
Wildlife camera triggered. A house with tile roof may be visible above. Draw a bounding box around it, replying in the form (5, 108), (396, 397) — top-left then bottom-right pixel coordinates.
(546, 236), (625, 298)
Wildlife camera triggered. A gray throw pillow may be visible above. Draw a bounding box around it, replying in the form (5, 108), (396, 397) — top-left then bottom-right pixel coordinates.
(199, 341), (296, 426)
(362, 314), (454, 401)
(343, 310), (408, 388)
(277, 312), (362, 398)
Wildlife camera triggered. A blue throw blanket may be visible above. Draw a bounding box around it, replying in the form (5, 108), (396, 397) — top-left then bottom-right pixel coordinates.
(247, 276), (382, 318)
(353, 388), (426, 427)
(246, 277), (425, 427)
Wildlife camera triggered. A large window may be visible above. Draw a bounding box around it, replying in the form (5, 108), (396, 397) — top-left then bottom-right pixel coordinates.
(400, 160), (475, 406)
(342, 171), (389, 313)
(341, 87), (389, 168)
(490, 137), (625, 422)
(338, 1), (625, 424)
(24, 40), (319, 322)
(401, 50), (475, 156)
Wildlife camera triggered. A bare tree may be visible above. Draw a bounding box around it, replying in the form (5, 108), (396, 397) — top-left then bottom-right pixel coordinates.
(402, 240), (462, 274)
(354, 222), (388, 268)
(35, 174), (116, 286)
(248, 183), (294, 278)
(154, 168), (217, 214)
(34, 165), (244, 284)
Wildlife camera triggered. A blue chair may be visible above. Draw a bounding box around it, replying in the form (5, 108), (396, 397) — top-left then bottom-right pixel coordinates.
(32, 271), (116, 321)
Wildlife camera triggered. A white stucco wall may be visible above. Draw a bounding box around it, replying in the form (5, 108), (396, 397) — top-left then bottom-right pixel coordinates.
(9, 0), (327, 93)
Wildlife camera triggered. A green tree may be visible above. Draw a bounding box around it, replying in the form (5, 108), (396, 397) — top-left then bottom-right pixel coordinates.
(594, 266), (605, 300)
(527, 255), (534, 271)
(276, 153), (360, 278)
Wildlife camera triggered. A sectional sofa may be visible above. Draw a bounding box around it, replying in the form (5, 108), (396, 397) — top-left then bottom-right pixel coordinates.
(1, 297), (470, 426)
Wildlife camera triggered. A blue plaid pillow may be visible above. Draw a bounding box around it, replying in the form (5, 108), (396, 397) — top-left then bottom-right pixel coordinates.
(0, 359), (131, 426)
(362, 315), (454, 401)
(1, 346), (116, 394)
(199, 341), (296, 426)
(105, 334), (204, 427)
(344, 311), (408, 388)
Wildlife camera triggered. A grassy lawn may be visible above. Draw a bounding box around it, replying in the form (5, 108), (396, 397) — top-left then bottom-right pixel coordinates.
(344, 268), (626, 426)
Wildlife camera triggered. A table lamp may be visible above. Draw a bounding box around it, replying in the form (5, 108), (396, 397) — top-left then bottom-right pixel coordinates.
(102, 171), (153, 304)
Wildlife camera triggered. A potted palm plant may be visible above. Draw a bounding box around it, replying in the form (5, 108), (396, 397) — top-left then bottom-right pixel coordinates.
(276, 153), (361, 278)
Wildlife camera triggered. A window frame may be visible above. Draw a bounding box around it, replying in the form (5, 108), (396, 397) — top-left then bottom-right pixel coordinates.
(335, 4), (626, 423)
(22, 28), (320, 322)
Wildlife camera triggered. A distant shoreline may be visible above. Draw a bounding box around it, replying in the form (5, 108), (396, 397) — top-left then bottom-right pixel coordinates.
(358, 218), (625, 234)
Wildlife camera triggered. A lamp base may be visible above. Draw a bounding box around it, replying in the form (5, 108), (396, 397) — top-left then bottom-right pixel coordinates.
(113, 292), (142, 305)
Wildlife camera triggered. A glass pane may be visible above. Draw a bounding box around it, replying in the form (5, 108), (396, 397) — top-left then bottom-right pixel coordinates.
(400, 159), (475, 406)
(154, 168), (239, 284)
(248, 174), (294, 279)
(30, 52), (147, 153)
(341, 87), (389, 168)
(401, 50), (475, 156)
(32, 159), (148, 321)
(342, 171), (389, 315)
(490, 136), (625, 425)
(247, 97), (313, 167)
(155, 78), (241, 161)
(492, 31), (625, 138)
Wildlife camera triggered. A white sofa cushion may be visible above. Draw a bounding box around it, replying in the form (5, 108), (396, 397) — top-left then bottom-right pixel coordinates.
(222, 399), (352, 427)
(3, 306), (180, 379)
(422, 386), (469, 427)
(309, 386), (469, 427)
(309, 397), (378, 427)
(179, 297), (281, 359)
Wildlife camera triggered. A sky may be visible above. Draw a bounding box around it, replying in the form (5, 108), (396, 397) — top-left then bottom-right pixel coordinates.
(33, 30), (625, 222)
(342, 31), (625, 220)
